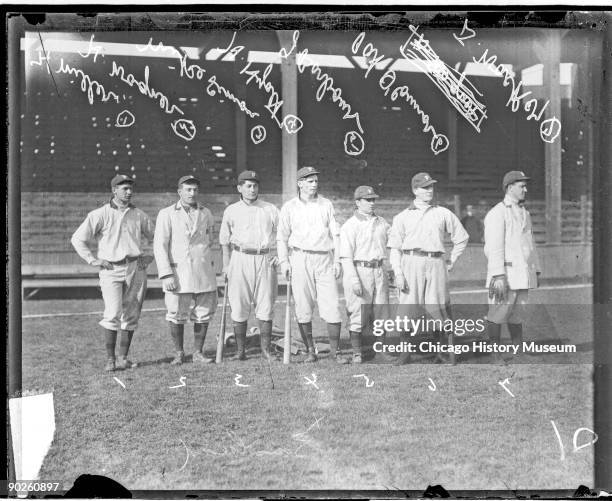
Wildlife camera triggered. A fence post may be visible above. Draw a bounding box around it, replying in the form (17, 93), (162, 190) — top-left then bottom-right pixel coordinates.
(453, 194), (461, 218)
(580, 195), (588, 243)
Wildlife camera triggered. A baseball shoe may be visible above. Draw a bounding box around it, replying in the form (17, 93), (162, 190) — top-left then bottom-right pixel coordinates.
(192, 351), (214, 364)
(104, 358), (116, 372)
(170, 351), (185, 366)
(116, 356), (138, 370)
(303, 352), (318, 363)
(352, 353), (363, 364)
(335, 354), (350, 364)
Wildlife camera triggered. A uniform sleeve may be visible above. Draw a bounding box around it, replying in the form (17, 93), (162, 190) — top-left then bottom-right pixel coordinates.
(276, 204), (291, 263)
(339, 220), (355, 259)
(141, 211), (155, 244)
(387, 214), (404, 250)
(527, 211), (541, 273)
(446, 210), (469, 264)
(484, 206), (506, 277)
(70, 211), (101, 264)
(269, 204), (279, 251)
(218, 207), (232, 246)
(328, 201), (340, 237)
(153, 209), (174, 279)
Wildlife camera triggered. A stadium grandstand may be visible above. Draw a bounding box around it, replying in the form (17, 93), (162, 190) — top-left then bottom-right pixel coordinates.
(18, 27), (596, 295)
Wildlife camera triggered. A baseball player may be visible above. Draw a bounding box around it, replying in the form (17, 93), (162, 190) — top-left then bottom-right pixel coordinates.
(388, 172), (469, 364)
(71, 174), (155, 372)
(484, 170), (541, 362)
(340, 186), (391, 363)
(219, 170), (279, 361)
(154, 175), (218, 365)
(277, 166), (347, 364)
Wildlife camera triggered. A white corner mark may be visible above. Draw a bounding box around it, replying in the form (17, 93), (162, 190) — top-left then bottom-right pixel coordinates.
(352, 374), (374, 387)
(427, 378), (436, 391)
(498, 378), (515, 398)
(234, 374), (250, 387)
(169, 376), (187, 389)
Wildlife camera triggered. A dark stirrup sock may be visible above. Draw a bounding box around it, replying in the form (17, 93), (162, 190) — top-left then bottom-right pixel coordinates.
(193, 323), (208, 352)
(104, 329), (118, 358)
(118, 330), (134, 357)
(169, 322), (185, 351)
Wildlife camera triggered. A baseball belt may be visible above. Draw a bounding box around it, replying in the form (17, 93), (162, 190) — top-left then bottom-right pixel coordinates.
(231, 243), (270, 255)
(504, 261), (513, 267)
(353, 259), (384, 268)
(290, 246), (330, 255)
(109, 256), (139, 265)
(402, 249), (444, 258)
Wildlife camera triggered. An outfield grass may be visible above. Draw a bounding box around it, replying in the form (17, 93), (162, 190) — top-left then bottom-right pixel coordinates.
(21, 288), (594, 492)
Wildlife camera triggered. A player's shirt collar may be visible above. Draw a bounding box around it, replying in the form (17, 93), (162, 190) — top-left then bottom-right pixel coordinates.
(354, 209), (377, 221)
(407, 200), (436, 210)
(109, 198), (135, 209)
(174, 201), (204, 211)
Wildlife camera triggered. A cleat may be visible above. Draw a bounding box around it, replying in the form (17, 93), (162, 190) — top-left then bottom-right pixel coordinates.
(170, 351), (185, 366)
(192, 351), (213, 364)
(116, 356), (137, 370)
(104, 358), (116, 372)
(303, 352), (318, 363)
(352, 353), (363, 364)
(335, 354), (350, 365)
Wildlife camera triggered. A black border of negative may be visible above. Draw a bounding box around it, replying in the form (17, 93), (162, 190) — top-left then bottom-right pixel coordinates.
(2, 5), (611, 498)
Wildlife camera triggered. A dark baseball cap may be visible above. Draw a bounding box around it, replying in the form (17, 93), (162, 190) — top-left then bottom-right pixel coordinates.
(111, 174), (134, 188)
(354, 185), (379, 200)
(178, 175), (200, 187)
(297, 166), (320, 180)
(411, 172), (437, 190)
(503, 170), (530, 189)
(237, 170), (260, 183)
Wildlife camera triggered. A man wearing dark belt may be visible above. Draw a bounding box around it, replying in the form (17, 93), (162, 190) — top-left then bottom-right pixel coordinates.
(71, 174), (155, 372)
(340, 186), (391, 363)
(219, 170), (279, 361)
(484, 171), (541, 363)
(277, 166), (347, 364)
(388, 172), (469, 363)
(154, 175), (218, 365)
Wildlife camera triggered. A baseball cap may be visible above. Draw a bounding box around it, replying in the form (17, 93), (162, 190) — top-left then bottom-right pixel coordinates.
(411, 172), (437, 190)
(111, 174), (134, 188)
(178, 175), (200, 187)
(354, 185), (379, 200)
(503, 170), (530, 189)
(237, 170), (260, 183)
(297, 166), (320, 180)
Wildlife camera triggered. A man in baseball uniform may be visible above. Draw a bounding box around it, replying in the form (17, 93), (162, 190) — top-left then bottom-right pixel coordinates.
(277, 166), (347, 364)
(154, 175), (218, 365)
(71, 174), (155, 372)
(219, 170), (279, 361)
(484, 171), (541, 362)
(340, 186), (390, 364)
(388, 172), (469, 364)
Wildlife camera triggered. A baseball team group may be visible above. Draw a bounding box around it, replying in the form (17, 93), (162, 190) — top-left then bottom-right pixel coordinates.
(71, 166), (540, 371)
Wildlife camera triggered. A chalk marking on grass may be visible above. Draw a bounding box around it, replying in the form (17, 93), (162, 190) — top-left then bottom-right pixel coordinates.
(352, 374), (374, 387)
(498, 377), (515, 398)
(234, 374), (250, 387)
(22, 284), (592, 319)
(303, 373), (319, 390)
(550, 420), (566, 460)
(573, 427), (598, 452)
(112, 377), (126, 389)
(178, 439), (190, 471)
(169, 376), (187, 389)
(428, 378), (436, 391)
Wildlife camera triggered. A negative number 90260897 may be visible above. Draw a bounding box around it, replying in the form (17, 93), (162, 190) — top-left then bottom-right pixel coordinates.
(7, 482), (60, 493)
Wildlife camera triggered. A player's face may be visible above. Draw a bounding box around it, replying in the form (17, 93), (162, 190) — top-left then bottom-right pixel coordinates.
(298, 175), (318, 196)
(507, 181), (527, 202)
(413, 185), (434, 203)
(178, 182), (200, 206)
(356, 198), (376, 215)
(113, 183), (133, 204)
(238, 180), (259, 201)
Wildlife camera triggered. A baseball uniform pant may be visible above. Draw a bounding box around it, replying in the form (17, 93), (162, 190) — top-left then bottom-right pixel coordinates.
(165, 291), (218, 324)
(290, 251), (342, 324)
(228, 251), (277, 323)
(398, 254), (450, 321)
(98, 261), (147, 331)
(487, 289), (528, 324)
(343, 266), (389, 333)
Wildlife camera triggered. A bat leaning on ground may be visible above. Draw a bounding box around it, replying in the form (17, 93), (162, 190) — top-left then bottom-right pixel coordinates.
(216, 277), (229, 364)
(283, 278), (292, 364)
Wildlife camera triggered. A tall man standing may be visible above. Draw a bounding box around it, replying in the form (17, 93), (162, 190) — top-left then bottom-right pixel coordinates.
(277, 166), (347, 364)
(388, 172), (469, 363)
(219, 170), (279, 361)
(154, 175), (218, 365)
(71, 174), (155, 372)
(340, 186), (391, 363)
(484, 171), (541, 361)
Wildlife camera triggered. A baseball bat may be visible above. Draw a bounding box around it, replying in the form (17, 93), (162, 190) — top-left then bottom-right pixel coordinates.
(216, 277), (229, 364)
(283, 278), (292, 364)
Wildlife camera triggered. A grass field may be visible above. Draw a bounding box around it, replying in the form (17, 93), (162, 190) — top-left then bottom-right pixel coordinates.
(21, 285), (594, 492)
